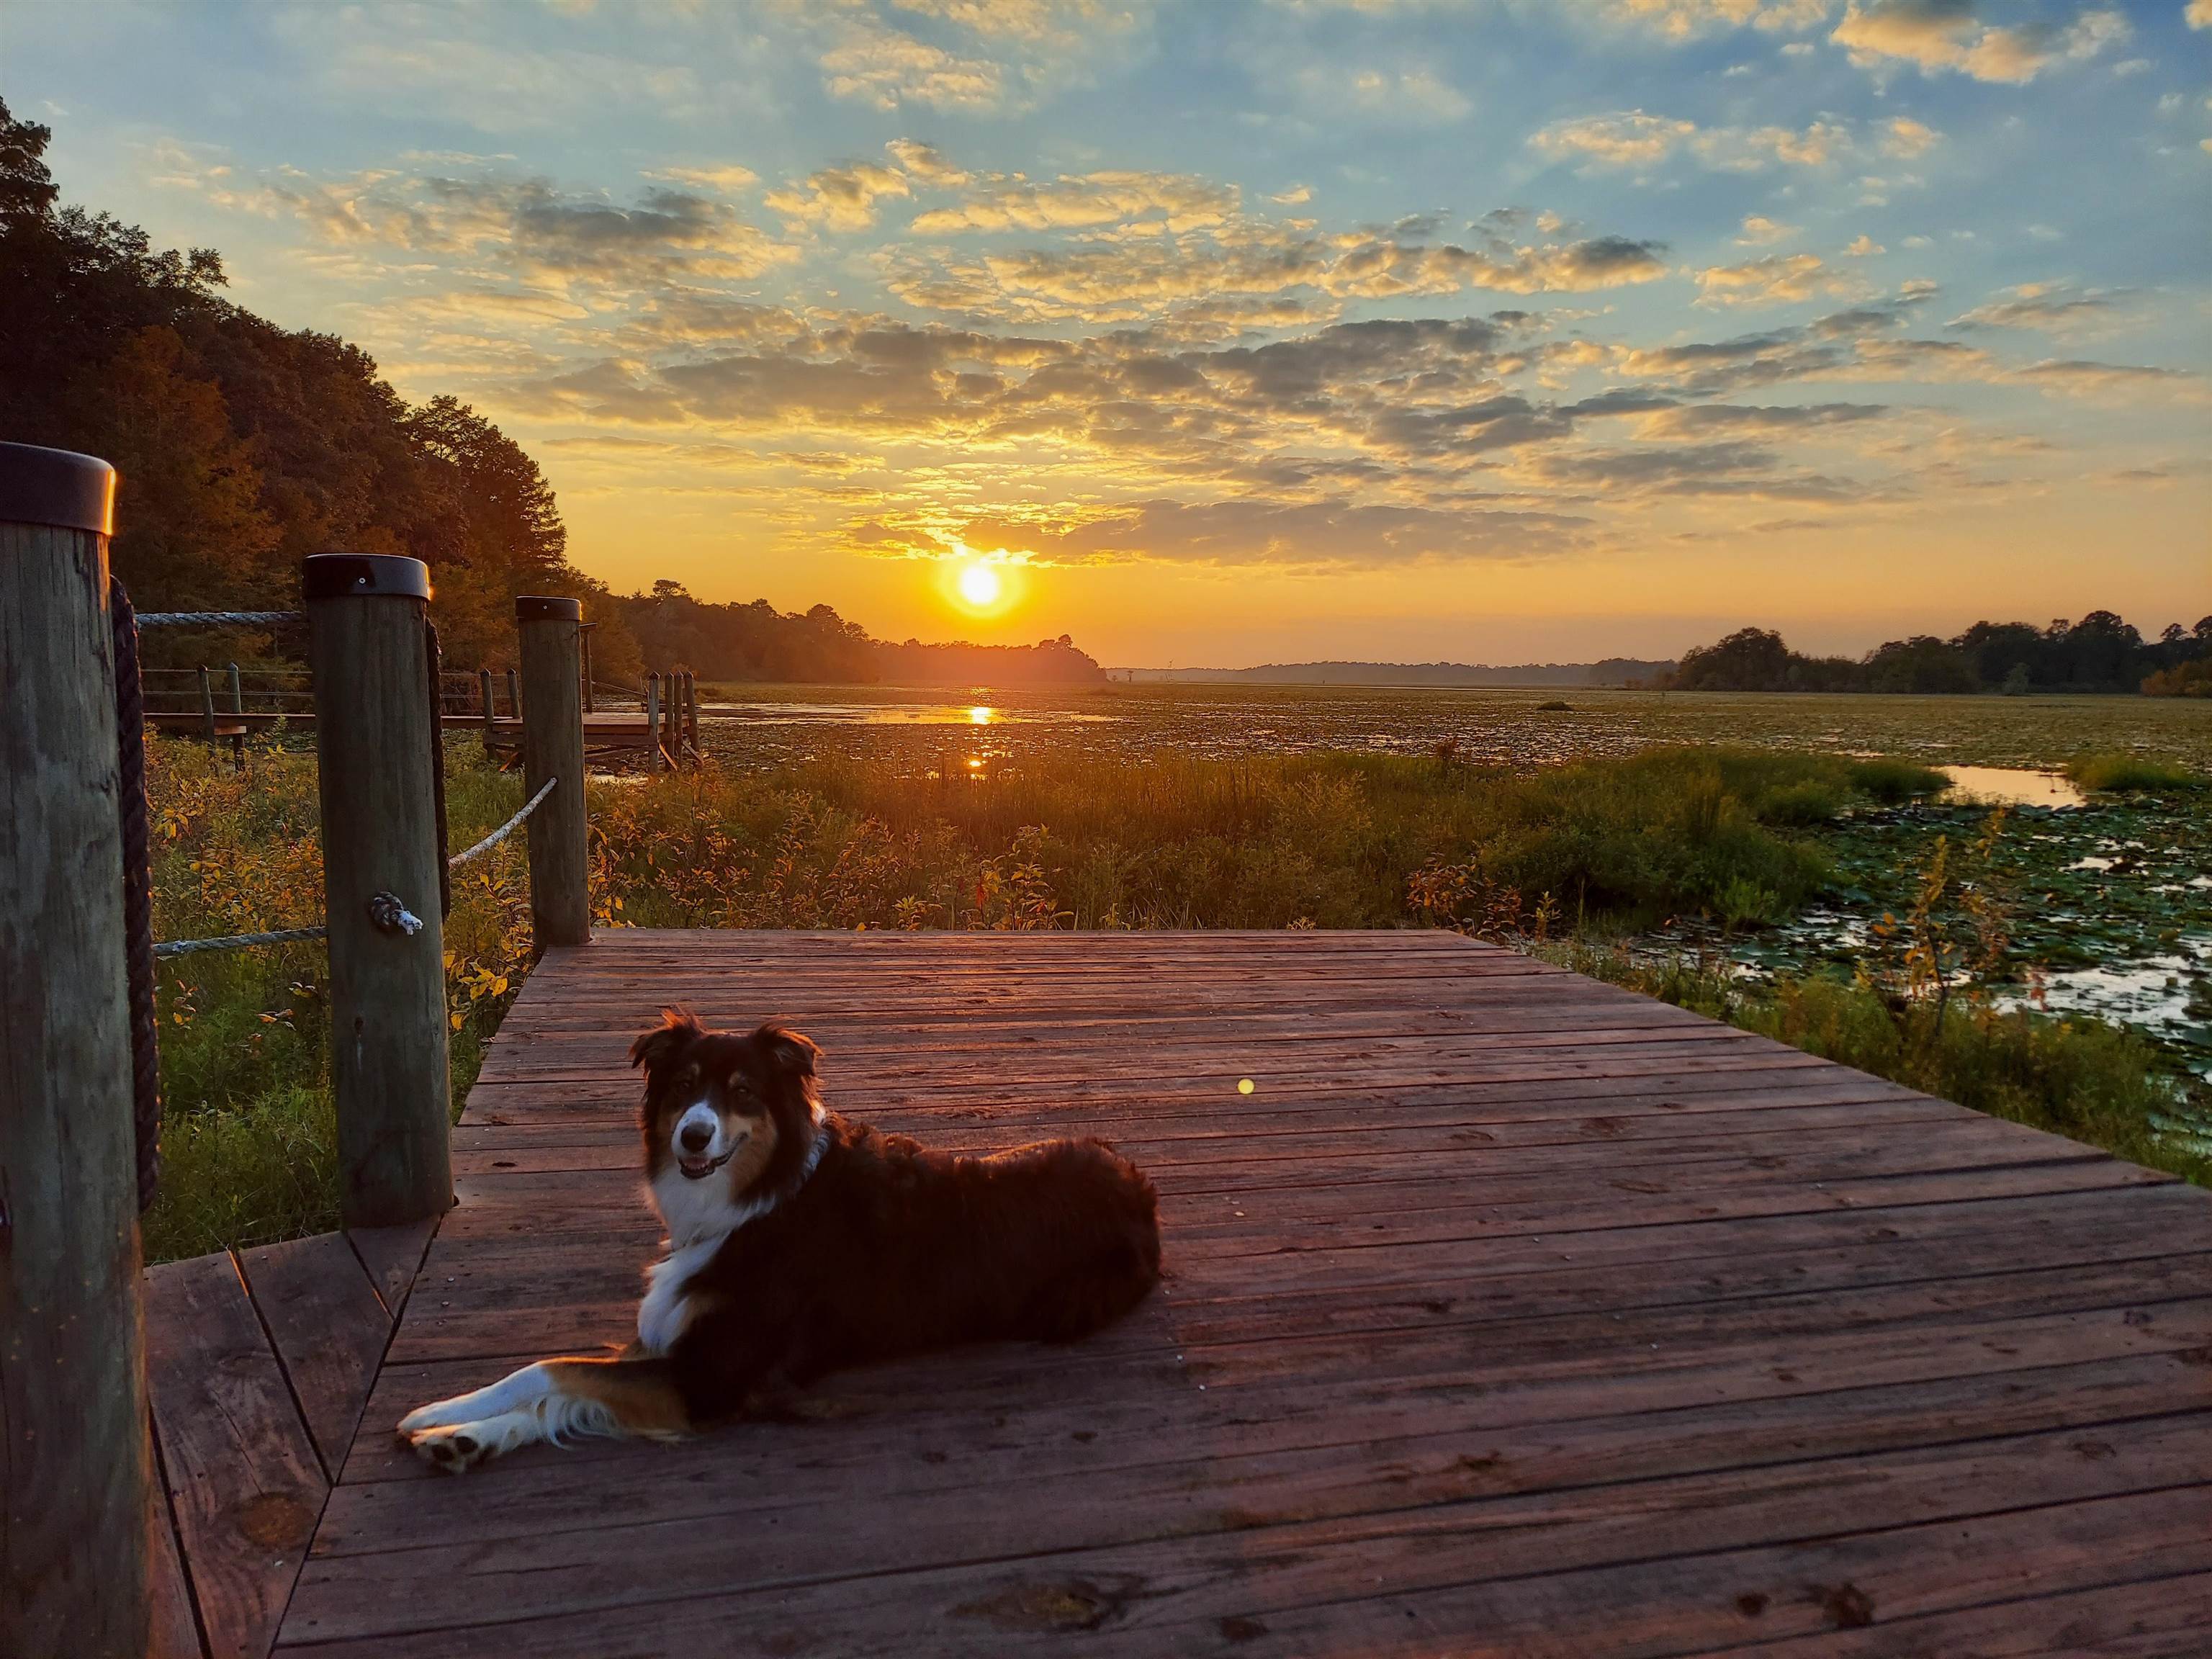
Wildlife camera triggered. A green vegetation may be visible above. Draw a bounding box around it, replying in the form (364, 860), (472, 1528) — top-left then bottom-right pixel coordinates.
(140, 740), (536, 1262)
(2064, 751), (2203, 793)
(186, 735), (2212, 1264)
(1556, 948), (2206, 1186)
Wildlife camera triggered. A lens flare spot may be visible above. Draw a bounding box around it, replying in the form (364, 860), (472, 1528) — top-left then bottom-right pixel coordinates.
(1237, 1078), (1256, 1095)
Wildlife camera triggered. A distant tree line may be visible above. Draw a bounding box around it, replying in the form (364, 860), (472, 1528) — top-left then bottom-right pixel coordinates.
(617, 583), (1107, 687)
(1668, 613), (2212, 697)
(0, 99), (1105, 691)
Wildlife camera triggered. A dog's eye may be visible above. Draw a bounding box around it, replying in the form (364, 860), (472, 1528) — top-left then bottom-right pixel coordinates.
(726, 1074), (752, 1096)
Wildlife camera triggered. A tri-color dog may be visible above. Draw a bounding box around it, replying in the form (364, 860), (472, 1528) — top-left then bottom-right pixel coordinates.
(397, 1009), (1161, 1471)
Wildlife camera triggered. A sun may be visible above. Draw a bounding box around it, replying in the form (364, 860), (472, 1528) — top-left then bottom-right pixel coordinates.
(956, 560), (1003, 610)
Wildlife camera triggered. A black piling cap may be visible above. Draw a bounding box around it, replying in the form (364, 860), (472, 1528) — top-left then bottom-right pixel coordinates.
(515, 595), (583, 622)
(0, 442), (116, 536)
(302, 553), (432, 602)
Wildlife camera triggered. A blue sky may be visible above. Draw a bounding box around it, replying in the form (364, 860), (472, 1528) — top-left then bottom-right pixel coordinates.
(6, 0), (2207, 665)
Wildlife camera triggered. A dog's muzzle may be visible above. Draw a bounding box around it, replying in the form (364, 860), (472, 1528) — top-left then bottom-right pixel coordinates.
(678, 1146), (738, 1181)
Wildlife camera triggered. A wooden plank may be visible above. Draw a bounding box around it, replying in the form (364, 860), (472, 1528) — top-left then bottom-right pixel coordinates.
(237, 1234), (393, 1481)
(345, 1218), (436, 1318)
(145, 1254), (326, 1659)
(148, 1475), (207, 1659)
(278, 930), (2212, 1658)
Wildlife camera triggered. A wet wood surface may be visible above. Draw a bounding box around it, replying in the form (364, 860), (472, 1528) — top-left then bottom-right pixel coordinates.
(274, 930), (2212, 1656)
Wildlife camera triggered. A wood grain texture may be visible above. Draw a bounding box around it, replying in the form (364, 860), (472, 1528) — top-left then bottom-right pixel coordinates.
(270, 931), (2212, 1657)
(237, 1234), (392, 1480)
(306, 580), (451, 1228)
(0, 518), (153, 1659)
(145, 1254), (324, 1659)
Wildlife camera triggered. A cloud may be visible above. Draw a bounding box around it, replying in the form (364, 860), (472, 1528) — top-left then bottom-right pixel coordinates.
(884, 139), (971, 187)
(889, 210), (1668, 326)
(1593, 0), (1834, 38)
(1530, 110), (1851, 172)
(204, 163), (798, 289)
(910, 169), (1238, 235)
(1737, 215), (1800, 244)
(1830, 1), (2130, 84)
(1841, 234), (1884, 256)
(764, 162), (912, 231)
(1290, 62), (1474, 125)
(819, 18), (1009, 110)
(887, 495), (1591, 568)
(1640, 400), (1891, 437)
(2192, 0), (2212, 27)
(1879, 116), (1941, 157)
(1948, 282), (2134, 334)
(1694, 253), (1870, 307)
(648, 164), (760, 194)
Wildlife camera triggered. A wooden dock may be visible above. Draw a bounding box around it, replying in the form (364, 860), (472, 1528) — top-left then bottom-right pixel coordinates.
(151, 930), (2212, 1656)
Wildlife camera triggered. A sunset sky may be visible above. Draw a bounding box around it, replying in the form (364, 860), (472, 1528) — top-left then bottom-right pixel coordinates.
(8, 0), (2208, 666)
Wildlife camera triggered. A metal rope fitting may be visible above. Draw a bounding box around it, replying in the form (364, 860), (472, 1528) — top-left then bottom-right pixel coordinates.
(367, 891), (426, 937)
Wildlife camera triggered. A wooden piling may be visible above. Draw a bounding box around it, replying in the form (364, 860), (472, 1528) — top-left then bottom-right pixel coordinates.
(0, 442), (152, 1659)
(580, 623), (595, 713)
(198, 663), (217, 744)
(228, 659), (243, 714)
(644, 672), (663, 773)
(304, 553), (452, 1230)
(515, 596), (590, 950)
(479, 666), (498, 759)
(505, 666), (521, 721)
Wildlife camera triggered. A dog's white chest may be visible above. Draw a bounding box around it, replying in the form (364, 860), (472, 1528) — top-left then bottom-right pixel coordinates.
(637, 1237), (723, 1356)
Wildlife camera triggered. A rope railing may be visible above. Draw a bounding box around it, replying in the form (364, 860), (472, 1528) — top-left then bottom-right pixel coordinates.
(135, 610), (304, 627)
(153, 925), (328, 960)
(147, 778), (557, 959)
(448, 777), (557, 871)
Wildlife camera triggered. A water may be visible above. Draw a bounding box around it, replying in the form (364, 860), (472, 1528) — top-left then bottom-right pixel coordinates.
(1940, 765), (2086, 809)
(703, 701), (1119, 727)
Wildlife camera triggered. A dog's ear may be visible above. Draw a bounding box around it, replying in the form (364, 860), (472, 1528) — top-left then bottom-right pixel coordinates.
(756, 1022), (819, 1082)
(630, 1007), (704, 1076)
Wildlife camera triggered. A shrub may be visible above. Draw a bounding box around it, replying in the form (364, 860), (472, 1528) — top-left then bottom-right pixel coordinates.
(2065, 752), (2203, 793)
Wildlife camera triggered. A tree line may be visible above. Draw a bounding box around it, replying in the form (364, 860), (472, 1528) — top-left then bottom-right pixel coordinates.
(617, 583), (1105, 687)
(1667, 613), (2212, 697)
(0, 99), (1104, 688)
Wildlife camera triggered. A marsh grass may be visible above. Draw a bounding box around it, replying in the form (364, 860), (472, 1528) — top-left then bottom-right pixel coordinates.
(2064, 751), (2204, 793)
(164, 732), (2212, 1261)
(141, 738), (534, 1262)
(1555, 945), (2209, 1186)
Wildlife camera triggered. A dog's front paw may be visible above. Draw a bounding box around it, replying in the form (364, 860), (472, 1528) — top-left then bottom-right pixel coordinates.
(397, 1395), (474, 1437)
(407, 1423), (498, 1475)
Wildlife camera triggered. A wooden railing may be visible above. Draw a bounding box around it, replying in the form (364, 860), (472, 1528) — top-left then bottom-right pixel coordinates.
(0, 441), (595, 1656)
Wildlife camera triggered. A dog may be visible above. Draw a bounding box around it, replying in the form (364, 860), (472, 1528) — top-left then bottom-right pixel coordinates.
(397, 1009), (1161, 1472)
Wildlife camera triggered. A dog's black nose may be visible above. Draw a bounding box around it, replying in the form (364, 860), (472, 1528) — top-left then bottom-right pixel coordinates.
(679, 1122), (713, 1154)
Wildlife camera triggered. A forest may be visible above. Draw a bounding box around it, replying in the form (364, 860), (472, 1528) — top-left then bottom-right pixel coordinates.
(1668, 613), (2212, 696)
(0, 99), (1103, 688)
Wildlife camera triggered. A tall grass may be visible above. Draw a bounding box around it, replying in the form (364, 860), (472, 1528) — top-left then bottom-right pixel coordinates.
(2064, 750), (2204, 793)
(1555, 946), (2208, 1187)
(141, 739), (536, 1262)
(166, 733), (2212, 1264)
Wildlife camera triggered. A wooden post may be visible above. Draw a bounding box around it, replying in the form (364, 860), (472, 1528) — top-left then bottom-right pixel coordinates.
(0, 442), (152, 1659)
(505, 666), (521, 721)
(580, 623), (595, 713)
(644, 672), (662, 773)
(197, 663), (217, 744)
(478, 667), (497, 760)
(515, 596), (590, 950)
(685, 671), (701, 763)
(228, 659), (243, 714)
(303, 553), (452, 1229)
